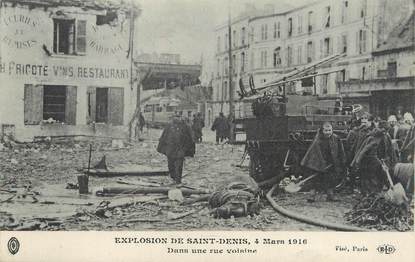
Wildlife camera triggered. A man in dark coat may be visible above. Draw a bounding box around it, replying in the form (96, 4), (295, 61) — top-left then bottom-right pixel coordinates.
(301, 122), (346, 202)
(192, 112), (205, 143)
(211, 112), (229, 144)
(351, 121), (397, 195)
(157, 114), (195, 184)
(400, 124), (415, 163)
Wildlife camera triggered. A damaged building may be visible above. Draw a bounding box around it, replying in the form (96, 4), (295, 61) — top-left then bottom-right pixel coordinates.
(0, 0), (141, 142)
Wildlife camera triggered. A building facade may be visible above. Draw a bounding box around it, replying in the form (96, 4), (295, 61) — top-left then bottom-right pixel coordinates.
(339, 12), (415, 119)
(0, 0), (141, 141)
(208, 0), (414, 124)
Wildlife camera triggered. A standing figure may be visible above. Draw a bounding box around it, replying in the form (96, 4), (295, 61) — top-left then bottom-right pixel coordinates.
(157, 114), (195, 184)
(192, 112), (205, 143)
(211, 112), (229, 144)
(351, 121), (397, 195)
(301, 122), (346, 202)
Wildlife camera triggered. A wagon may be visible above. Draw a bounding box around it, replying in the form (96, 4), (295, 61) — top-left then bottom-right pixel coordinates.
(241, 94), (352, 186)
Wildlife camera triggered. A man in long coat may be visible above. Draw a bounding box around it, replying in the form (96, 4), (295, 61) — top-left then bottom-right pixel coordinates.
(301, 122), (346, 202)
(351, 121), (397, 195)
(192, 113), (205, 143)
(157, 114), (195, 184)
(211, 112), (229, 144)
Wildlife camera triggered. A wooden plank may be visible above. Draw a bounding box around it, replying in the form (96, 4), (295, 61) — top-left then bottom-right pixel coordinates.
(65, 86), (77, 125)
(24, 84), (43, 125)
(108, 87), (124, 125)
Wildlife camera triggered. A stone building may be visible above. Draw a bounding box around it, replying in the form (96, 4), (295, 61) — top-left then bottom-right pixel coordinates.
(0, 0), (141, 141)
(340, 11), (415, 118)
(208, 0), (414, 123)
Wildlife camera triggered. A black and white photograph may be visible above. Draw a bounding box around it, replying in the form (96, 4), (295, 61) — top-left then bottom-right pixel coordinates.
(0, 0), (414, 260)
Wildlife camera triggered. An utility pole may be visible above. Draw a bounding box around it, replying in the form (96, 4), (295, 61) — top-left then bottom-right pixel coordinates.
(227, 1), (235, 142)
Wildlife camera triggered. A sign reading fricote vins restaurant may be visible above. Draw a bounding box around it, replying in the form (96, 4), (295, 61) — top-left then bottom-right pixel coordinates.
(0, 0), (140, 141)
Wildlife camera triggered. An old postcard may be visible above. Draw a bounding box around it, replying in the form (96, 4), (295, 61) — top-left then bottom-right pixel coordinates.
(0, 0), (414, 261)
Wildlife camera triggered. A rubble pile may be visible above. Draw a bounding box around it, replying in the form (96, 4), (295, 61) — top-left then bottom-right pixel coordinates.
(345, 194), (414, 231)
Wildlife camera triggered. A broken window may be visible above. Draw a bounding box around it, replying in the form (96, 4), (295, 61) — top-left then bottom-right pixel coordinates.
(96, 11), (118, 25)
(53, 19), (86, 55)
(24, 85), (77, 125)
(87, 87), (124, 125)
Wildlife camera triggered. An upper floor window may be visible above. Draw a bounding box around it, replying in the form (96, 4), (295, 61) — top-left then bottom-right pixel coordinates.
(287, 46), (293, 66)
(297, 45), (302, 65)
(361, 0), (367, 17)
(241, 27), (246, 45)
(233, 30), (237, 47)
(340, 34), (348, 53)
(273, 22), (277, 39)
(250, 27), (254, 43)
(261, 24), (268, 41)
(324, 6), (331, 28)
(260, 50), (268, 68)
(53, 19), (86, 55)
(341, 1), (348, 24)
(298, 15), (303, 34)
(358, 29), (367, 54)
(273, 47), (281, 67)
(307, 41), (314, 63)
(288, 17), (292, 37)
(308, 11), (313, 33)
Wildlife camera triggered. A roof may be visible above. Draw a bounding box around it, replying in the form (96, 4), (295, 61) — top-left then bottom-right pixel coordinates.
(3, 0), (141, 13)
(374, 12), (415, 55)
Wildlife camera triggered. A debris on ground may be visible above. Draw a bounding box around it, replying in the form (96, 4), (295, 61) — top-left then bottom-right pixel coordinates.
(345, 193), (414, 231)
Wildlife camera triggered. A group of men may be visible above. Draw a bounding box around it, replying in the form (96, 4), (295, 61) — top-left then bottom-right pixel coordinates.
(302, 111), (415, 202)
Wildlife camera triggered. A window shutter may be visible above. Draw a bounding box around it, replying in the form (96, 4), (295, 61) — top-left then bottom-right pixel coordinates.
(24, 84), (43, 125)
(76, 20), (87, 54)
(87, 87), (96, 124)
(108, 87), (124, 126)
(65, 86), (77, 125)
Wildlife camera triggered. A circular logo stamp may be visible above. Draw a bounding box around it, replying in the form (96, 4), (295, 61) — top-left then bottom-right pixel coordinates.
(7, 237), (20, 255)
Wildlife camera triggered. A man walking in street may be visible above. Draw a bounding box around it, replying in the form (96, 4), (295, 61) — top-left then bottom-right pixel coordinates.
(192, 112), (205, 143)
(157, 114), (195, 185)
(211, 112), (229, 144)
(301, 122), (346, 202)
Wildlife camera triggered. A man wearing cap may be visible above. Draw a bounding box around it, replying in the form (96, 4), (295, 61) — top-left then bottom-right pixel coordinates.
(157, 114), (195, 184)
